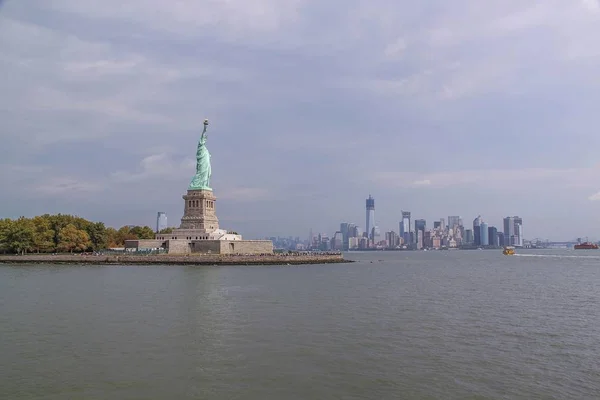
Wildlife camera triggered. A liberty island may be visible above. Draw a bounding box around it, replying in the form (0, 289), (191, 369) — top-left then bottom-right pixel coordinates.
(0, 119), (348, 265)
(126, 118), (274, 255)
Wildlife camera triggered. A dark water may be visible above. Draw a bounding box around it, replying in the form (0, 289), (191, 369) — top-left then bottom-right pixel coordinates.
(1, 250), (600, 399)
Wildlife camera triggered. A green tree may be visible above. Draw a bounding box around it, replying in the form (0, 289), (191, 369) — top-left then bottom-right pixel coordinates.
(0, 215), (161, 252)
(43, 214), (91, 247)
(31, 216), (55, 253)
(6, 217), (35, 254)
(86, 222), (108, 251)
(159, 227), (174, 234)
(44, 214), (72, 247)
(115, 226), (137, 246)
(105, 227), (119, 248)
(57, 224), (91, 253)
(0, 218), (13, 254)
(130, 225), (155, 239)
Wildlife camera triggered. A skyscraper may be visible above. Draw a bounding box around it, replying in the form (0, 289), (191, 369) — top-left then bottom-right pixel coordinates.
(385, 231), (399, 248)
(448, 216), (462, 230)
(488, 226), (498, 247)
(480, 222), (489, 246)
(332, 231), (343, 250)
(513, 216), (523, 247)
(156, 212), (167, 233)
(473, 215), (482, 246)
(465, 229), (473, 244)
(504, 217), (515, 246)
(373, 225), (381, 244)
(415, 219), (426, 244)
(366, 195), (375, 245)
(340, 222), (350, 251)
(400, 211), (411, 244)
(497, 232), (505, 246)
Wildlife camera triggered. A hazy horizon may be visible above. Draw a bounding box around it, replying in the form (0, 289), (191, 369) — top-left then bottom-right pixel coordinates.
(2, 0), (600, 241)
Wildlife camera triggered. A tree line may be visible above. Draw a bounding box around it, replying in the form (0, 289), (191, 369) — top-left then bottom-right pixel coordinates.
(0, 214), (171, 254)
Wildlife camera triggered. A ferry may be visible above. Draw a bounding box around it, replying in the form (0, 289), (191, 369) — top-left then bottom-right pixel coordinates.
(502, 246), (515, 255)
(574, 242), (599, 250)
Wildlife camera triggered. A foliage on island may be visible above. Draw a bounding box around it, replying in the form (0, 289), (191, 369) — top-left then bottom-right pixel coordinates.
(0, 214), (156, 254)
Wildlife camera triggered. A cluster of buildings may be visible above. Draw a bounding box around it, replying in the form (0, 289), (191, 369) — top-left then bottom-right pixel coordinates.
(307, 195), (525, 251)
(268, 236), (305, 250)
(154, 192), (525, 252)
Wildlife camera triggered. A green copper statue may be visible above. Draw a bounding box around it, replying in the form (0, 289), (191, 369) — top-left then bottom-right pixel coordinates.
(189, 119), (212, 190)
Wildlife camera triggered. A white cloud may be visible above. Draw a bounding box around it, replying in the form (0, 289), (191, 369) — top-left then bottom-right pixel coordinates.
(582, 0), (600, 12)
(589, 192), (600, 201)
(372, 166), (600, 191)
(384, 37), (407, 59)
(218, 187), (272, 201)
(110, 153), (194, 183)
(62, 58), (145, 77)
(413, 179), (431, 186)
(47, 0), (304, 39)
(35, 178), (106, 195)
(0, 13), (250, 149)
(0, 164), (106, 197)
(27, 86), (172, 125)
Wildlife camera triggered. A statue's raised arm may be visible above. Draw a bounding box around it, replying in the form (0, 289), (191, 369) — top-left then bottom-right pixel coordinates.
(200, 119), (209, 144)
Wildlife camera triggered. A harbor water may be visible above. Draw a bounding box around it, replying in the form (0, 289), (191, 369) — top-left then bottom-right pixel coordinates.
(1, 249), (600, 399)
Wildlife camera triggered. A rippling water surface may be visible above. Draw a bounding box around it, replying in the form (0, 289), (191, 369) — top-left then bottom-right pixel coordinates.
(2, 250), (600, 399)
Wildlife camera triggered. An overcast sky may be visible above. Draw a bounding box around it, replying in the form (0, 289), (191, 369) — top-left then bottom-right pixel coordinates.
(2, 0), (600, 241)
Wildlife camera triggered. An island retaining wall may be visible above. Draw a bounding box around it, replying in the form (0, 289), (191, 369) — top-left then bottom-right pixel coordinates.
(0, 253), (351, 266)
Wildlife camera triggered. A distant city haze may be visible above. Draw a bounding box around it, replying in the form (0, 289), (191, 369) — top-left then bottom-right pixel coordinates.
(2, 0), (600, 241)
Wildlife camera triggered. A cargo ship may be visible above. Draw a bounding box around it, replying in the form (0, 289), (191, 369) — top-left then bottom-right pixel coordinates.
(574, 242), (599, 250)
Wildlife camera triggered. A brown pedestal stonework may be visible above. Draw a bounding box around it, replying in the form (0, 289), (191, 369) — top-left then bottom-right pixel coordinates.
(179, 189), (219, 232)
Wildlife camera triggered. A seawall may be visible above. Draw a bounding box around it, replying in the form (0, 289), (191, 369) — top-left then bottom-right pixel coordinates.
(0, 253), (352, 266)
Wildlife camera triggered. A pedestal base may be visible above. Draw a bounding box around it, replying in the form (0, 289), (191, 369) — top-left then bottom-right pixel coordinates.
(179, 189), (219, 232)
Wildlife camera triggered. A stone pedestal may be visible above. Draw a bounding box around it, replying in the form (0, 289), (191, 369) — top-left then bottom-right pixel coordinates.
(179, 189), (219, 232)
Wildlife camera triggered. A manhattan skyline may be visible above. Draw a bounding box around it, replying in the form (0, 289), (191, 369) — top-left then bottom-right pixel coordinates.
(2, 1), (600, 241)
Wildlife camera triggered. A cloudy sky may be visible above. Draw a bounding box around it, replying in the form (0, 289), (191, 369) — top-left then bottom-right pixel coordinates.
(2, 0), (600, 241)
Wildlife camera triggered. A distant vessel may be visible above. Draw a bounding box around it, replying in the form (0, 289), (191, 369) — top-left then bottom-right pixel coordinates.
(502, 246), (515, 255)
(574, 242), (599, 250)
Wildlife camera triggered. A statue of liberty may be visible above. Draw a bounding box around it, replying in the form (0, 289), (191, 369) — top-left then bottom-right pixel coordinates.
(189, 119), (212, 190)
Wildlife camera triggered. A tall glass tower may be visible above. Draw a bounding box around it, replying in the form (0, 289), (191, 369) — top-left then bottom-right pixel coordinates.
(473, 215), (482, 246)
(480, 222), (489, 246)
(513, 216), (523, 247)
(366, 195), (375, 244)
(504, 217), (515, 245)
(400, 211), (411, 244)
(156, 212), (168, 233)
